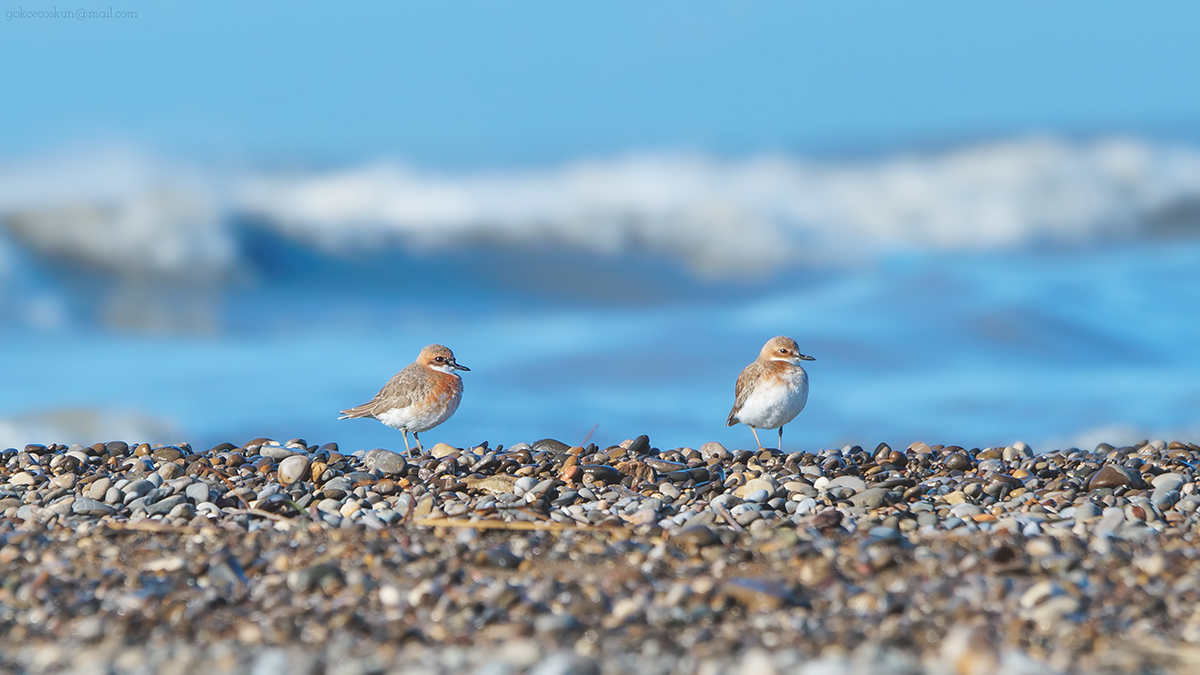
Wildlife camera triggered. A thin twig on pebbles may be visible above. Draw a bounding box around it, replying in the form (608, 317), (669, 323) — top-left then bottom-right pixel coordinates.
(712, 501), (744, 533)
(201, 465), (251, 510)
(226, 508), (290, 522)
(412, 517), (619, 532)
(99, 521), (195, 534)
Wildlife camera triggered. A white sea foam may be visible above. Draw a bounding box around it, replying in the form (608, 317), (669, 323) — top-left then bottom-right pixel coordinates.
(234, 136), (1200, 273)
(0, 148), (231, 279)
(3, 137), (1200, 278)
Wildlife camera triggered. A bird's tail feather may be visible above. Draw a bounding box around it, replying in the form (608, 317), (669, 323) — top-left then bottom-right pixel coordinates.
(338, 404), (375, 420)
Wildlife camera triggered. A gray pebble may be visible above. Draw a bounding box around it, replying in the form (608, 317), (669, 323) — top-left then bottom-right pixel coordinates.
(1177, 495), (1200, 514)
(72, 497), (116, 517)
(1003, 445), (1029, 461)
(1152, 488), (1180, 510)
(363, 449), (407, 477)
(287, 562), (342, 593)
(277, 455), (311, 485)
(534, 613), (582, 637)
(1094, 507), (1126, 536)
(259, 445), (299, 460)
(744, 489), (770, 503)
(1152, 472), (1185, 492)
(257, 483), (282, 501)
(87, 477), (112, 501)
(1074, 502), (1101, 520)
(823, 475), (867, 494)
(186, 482), (212, 504)
(792, 497), (817, 515)
(827, 487), (856, 501)
(710, 494), (740, 508)
(850, 487), (890, 509)
(124, 480), (154, 499)
(317, 498), (343, 514)
(629, 508), (658, 526)
(977, 459), (1005, 472)
(141, 486), (169, 506)
(514, 476), (538, 497)
(148, 495), (186, 515)
(529, 653), (599, 675)
(699, 442), (730, 461)
(949, 503), (983, 518)
(734, 509), (762, 526)
(524, 478), (556, 502)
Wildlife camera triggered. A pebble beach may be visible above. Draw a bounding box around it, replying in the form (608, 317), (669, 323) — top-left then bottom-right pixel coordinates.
(4, 436), (1200, 675)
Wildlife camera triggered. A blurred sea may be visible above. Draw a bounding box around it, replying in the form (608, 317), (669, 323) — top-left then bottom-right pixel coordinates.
(1, 136), (1198, 453)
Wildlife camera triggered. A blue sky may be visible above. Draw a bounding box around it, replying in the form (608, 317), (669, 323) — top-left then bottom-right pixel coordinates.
(3, 1), (1200, 165)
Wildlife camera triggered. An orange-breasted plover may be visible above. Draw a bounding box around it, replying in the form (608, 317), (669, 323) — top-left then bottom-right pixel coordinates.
(726, 336), (815, 450)
(338, 344), (469, 452)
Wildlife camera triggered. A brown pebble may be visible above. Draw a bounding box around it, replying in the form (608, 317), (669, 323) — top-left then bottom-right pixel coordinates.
(310, 461), (328, 484)
(991, 473), (1024, 488)
(152, 447), (183, 462)
(1087, 465), (1137, 490)
(580, 465), (622, 484)
(945, 452), (973, 471)
(721, 578), (793, 612)
(672, 524), (718, 550)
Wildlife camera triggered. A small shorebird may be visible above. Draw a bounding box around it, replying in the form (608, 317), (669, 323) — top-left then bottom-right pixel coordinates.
(727, 336), (815, 450)
(338, 344), (469, 452)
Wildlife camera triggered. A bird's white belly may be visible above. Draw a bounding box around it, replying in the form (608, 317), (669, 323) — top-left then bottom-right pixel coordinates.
(377, 393), (461, 433)
(736, 373), (808, 429)
(376, 407), (415, 431)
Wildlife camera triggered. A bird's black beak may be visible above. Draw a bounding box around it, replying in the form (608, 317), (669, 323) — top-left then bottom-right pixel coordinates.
(799, 353), (815, 361)
(454, 362), (471, 372)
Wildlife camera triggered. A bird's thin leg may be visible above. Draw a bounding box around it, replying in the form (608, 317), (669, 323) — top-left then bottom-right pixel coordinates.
(750, 427), (764, 449)
(401, 430), (411, 453)
(413, 432), (423, 453)
(778, 426), (784, 451)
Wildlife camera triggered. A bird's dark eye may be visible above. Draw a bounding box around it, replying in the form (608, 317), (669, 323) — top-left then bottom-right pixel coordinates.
(779, 348), (788, 353)
(435, 357), (445, 362)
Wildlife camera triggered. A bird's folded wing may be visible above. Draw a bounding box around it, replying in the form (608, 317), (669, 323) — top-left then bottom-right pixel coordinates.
(726, 363), (759, 426)
(339, 364), (425, 418)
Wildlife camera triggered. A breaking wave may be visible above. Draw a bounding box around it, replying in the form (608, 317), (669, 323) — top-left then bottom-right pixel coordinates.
(0, 148), (231, 281)
(3, 136), (1200, 282)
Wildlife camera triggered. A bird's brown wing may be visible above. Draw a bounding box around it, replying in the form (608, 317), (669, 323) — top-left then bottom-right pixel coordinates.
(726, 361), (761, 426)
(338, 363), (427, 419)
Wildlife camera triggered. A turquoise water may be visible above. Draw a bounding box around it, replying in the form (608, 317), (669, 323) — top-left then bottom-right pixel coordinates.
(2, 141), (1199, 452)
(3, 241), (1197, 454)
